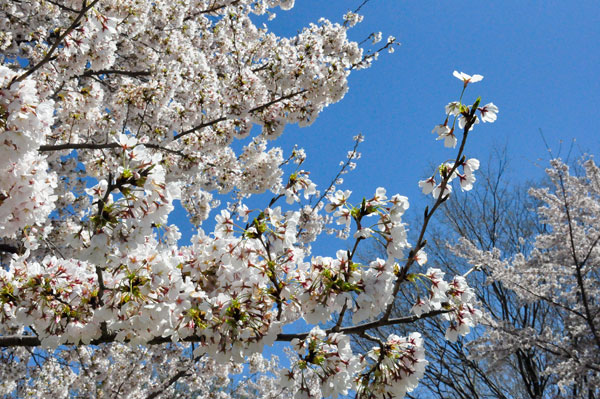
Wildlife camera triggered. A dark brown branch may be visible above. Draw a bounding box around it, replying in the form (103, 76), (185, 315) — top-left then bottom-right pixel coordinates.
(350, 40), (399, 71)
(183, 0), (240, 21)
(145, 358), (201, 399)
(311, 137), (361, 211)
(173, 89), (307, 140)
(38, 91), (307, 152)
(44, 0), (79, 13)
(556, 171), (600, 350)
(0, 309), (452, 348)
(80, 69), (151, 78)
(0, 243), (19, 254)
(277, 309), (451, 341)
(38, 142), (189, 159)
(39, 142), (120, 152)
(382, 110), (478, 321)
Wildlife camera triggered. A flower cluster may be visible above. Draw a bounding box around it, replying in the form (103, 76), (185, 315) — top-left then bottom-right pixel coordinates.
(0, 66), (57, 237)
(0, 255), (98, 347)
(283, 327), (362, 398)
(0, 0), (493, 392)
(453, 158), (600, 392)
(421, 71), (498, 199)
(356, 333), (428, 398)
(410, 268), (481, 341)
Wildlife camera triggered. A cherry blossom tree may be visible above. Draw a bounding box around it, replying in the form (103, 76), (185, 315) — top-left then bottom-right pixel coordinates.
(0, 1), (498, 397)
(455, 158), (600, 398)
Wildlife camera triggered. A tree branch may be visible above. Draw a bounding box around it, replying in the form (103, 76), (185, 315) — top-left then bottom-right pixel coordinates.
(183, 0), (241, 21)
(0, 309), (452, 348)
(173, 89), (307, 140)
(44, 0), (79, 13)
(0, 243), (19, 254)
(277, 309), (451, 342)
(145, 357), (202, 399)
(556, 170), (600, 350)
(38, 142), (191, 159)
(383, 111), (477, 321)
(80, 69), (151, 79)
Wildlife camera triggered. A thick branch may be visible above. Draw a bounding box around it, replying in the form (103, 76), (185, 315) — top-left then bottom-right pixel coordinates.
(0, 310), (451, 348)
(146, 360), (199, 399)
(278, 309), (451, 341)
(80, 69), (151, 78)
(44, 0), (79, 13)
(183, 0), (240, 21)
(38, 142), (189, 159)
(0, 243), (19, 254)
(39, 142), (120, 152)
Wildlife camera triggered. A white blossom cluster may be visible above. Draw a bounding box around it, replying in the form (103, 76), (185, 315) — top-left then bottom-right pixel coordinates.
(356, 333), (428, 398)
(419, 72), (499, 199)
(283, 327), (362, 398)
(0, 342), (288, 398)
(410, 268), (482, 341)
(0, 66), (57, 237)
(0, 1), (495, 397)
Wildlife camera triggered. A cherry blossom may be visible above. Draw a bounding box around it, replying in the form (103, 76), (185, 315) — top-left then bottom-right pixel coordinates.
(478, 102), (499, 123)
(418, 176), (436, 195)
(0, 2), (497, 396)
(453, 70), (484, 87)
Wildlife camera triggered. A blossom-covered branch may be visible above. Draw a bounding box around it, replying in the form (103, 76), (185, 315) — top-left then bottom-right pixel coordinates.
(0, 0), (497, 397)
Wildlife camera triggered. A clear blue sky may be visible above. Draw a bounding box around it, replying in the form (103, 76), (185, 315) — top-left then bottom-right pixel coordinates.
(263, 0), (599, 219)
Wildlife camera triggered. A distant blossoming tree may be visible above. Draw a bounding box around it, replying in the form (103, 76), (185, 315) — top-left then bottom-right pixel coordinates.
(0, 1), (497, 397)
(455, 159), (600, 398)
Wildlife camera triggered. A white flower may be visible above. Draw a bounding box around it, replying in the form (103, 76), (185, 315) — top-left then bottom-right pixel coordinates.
(115, 133), (137, 150)
(432, 124), (450, 136)
(453, 70), (484, 86)
(433, 125), (457, 148)
(354, 228), (374, 239)
(432, 182), (452, 199)
(371, 32), (382, 44)
(479, 102), (499, 123)
(445, 325), (460, 342)
(463, 158), (480, 176)
(325, 190), (351, 212)
(343, 11), (363, 27)
(334, 207), (352, 227)
(411, 298), (430, 317)
(414, 249), (427, 265)
(418, 176), (436, 195)
(445, 101), (462, 116)
(458, 173), (476, 191)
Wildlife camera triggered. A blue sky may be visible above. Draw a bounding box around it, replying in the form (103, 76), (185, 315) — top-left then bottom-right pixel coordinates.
(261, 0), (599, 214)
